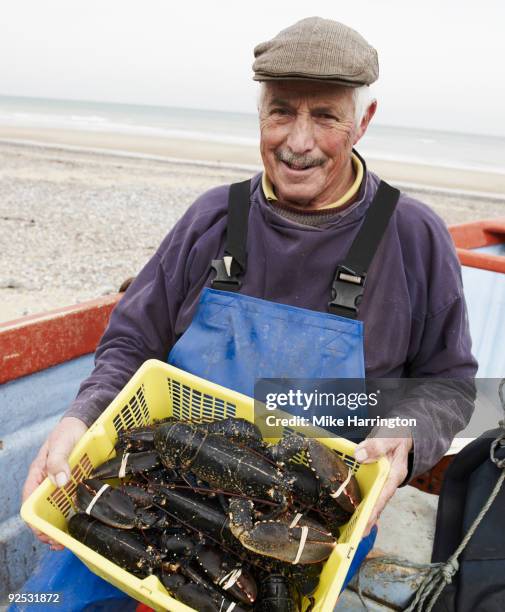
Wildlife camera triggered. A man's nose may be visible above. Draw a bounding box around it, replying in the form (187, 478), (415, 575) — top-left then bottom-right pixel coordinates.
(285, 114), (315, 154)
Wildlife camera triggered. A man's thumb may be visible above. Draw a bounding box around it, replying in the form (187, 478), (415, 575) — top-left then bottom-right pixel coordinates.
(354, 437), (393, 463)
(46, 435), (74, 487)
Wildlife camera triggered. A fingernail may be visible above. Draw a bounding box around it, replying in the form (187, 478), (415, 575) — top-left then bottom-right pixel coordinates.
(47, 473), (56, 486)
(355, 449), (368, 462)
(55, 472), (68, 487)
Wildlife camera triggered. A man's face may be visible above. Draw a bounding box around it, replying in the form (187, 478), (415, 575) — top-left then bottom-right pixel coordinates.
(259, 81), (366, 209)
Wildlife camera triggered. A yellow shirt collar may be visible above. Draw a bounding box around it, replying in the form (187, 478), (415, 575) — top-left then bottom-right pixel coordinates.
(262, 152), (363, 209)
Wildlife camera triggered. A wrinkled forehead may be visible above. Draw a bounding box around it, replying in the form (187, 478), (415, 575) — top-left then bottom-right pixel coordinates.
(262, 80), (355, 109)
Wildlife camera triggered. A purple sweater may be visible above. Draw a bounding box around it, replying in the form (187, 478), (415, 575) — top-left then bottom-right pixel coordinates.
(66, 167), (477, 478)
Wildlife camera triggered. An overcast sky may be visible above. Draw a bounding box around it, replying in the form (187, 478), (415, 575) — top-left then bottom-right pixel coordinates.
(2, 0), (504, 135)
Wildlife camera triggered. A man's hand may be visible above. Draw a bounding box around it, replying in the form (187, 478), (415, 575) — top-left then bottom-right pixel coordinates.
(22, 416), (88, 550)
(354, 430), (413, 536)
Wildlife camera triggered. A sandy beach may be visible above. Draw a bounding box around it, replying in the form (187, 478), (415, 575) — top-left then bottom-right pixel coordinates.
(2, 124), (505, 194)
(1, 128), (504, 324)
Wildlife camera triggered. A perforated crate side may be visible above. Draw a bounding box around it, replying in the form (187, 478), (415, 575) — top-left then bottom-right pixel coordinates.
(167, 377), (236, 423)
(47, 453), (94, 518)
(112, 384), (150, 436)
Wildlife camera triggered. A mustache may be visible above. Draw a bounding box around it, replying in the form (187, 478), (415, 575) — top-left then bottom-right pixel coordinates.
(275, 149), (326, 169)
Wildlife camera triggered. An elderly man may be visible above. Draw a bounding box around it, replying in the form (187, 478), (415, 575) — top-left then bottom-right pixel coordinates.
(23, 16), (476, 605)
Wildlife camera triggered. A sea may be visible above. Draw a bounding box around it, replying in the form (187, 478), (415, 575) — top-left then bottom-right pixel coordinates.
(0, 94), (504, 175)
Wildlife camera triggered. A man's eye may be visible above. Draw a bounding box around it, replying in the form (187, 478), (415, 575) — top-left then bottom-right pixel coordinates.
(271, 108), (290, 116)
(316, 113), (338, 121)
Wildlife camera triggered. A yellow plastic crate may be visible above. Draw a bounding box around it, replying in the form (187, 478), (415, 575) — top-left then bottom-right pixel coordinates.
(21, 359), (389, 611)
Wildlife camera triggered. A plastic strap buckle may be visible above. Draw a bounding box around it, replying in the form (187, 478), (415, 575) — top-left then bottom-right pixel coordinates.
(211, 258), (242, 292)
(328, 265), (366, 318)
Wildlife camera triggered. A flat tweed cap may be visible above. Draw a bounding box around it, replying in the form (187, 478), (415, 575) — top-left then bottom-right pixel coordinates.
(253, 17), (378, 86)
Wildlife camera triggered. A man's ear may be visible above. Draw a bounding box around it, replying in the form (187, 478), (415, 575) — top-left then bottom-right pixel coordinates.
(353, 99), (377, 145)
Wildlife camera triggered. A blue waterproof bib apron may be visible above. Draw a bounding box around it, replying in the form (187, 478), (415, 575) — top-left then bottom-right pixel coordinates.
(169, 287), (365, 395)
(15, 179), (399, 610)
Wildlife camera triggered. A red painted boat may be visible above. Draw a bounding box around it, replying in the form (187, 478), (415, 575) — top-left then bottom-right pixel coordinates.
(450, 218), (505, 273)
(0, 294), (121, 386)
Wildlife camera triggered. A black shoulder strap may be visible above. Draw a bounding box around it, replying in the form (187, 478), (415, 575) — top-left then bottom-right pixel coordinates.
(211, 180), (251, 291)
(328, 180), (400, 318)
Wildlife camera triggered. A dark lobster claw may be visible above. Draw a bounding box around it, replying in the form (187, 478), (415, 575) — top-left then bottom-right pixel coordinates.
(228, 498), (335, 564)
(68, 514), (162, 576)
(92, 450), (161, 480)
(195, 545), (257, 605)
(161, 569), (250, 612)
(75, 478), (162, 529)
(271, 436), (362, 515)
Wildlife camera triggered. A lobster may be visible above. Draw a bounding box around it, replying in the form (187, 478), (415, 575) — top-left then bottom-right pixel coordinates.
(148, 418), (360, 562)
